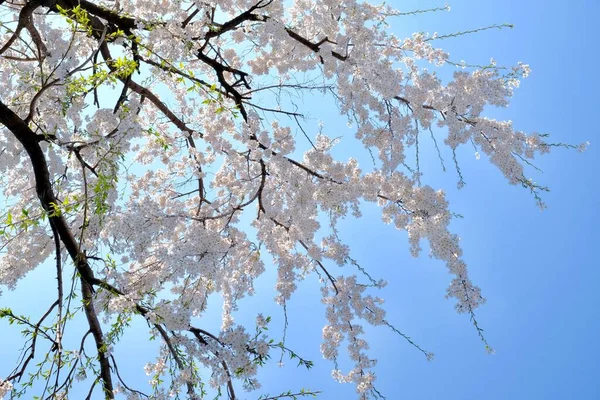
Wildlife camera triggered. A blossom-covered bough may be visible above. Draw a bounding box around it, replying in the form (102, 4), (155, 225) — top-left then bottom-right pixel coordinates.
(0, 0), (585, 399)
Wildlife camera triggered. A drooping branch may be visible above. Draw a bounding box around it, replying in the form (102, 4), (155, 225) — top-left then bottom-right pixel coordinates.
(4, 301), (59, 382)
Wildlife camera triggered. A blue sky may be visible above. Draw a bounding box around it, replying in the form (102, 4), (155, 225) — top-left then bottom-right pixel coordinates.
(1, 1), (599, 399)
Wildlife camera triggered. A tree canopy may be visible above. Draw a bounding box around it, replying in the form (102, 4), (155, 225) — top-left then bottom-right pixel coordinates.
(0, 1), (586, 399)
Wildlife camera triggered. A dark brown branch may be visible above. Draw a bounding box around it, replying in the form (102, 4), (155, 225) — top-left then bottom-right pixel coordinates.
(201, 0), (271, 41)
(181, 7), (200, 29)
(50, 218), (65, 389)
(0, 0), (39, 56)
(0, 99), (115, 398)
(80, 278), (114, 399)
(98, 42), (199, 137)
(188, 327), (237, 400)
(196, 50), (249, 120)
(24, 13), (48, 60)
(54, 0), (136, 31)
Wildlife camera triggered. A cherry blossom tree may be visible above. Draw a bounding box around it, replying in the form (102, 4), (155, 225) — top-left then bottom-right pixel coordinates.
(0, 0), (586, 399)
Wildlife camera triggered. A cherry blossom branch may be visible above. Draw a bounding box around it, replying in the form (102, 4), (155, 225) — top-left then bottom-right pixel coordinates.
(269, 217), (339, 294)
(3, 301), (59, 382)
(110, 355), (150, 399)
(97, 42), (199, 137)
(188, 328), (237, 400)
(54, 0), (343, 196)
(0, 1), (580, 398)
(152, 324), (198, 398)
(52, 330), (93, 396)
(257, 389), (322, 400)
(0, 99), (115, 398)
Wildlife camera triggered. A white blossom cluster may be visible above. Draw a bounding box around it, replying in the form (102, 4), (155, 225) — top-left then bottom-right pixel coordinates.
(321, 276), (385, 398)
(0, 379), (12, 399)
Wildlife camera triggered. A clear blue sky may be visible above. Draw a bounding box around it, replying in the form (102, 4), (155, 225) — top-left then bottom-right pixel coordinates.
(1, 1), (599, 399)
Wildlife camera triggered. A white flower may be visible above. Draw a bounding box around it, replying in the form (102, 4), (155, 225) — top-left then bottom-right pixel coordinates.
(0, 379), (13, 398)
